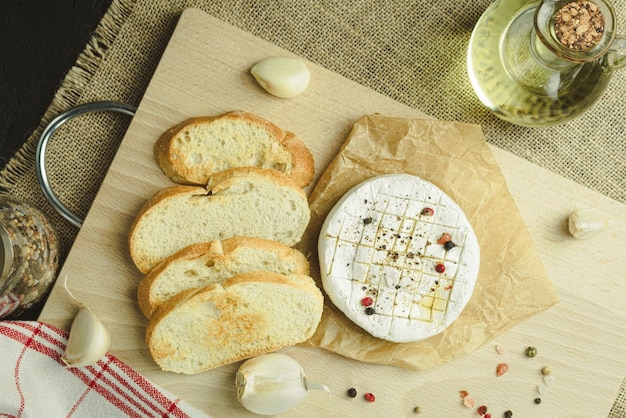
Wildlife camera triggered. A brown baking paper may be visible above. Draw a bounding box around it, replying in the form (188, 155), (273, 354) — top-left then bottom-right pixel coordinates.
(297, 114), (559, 371)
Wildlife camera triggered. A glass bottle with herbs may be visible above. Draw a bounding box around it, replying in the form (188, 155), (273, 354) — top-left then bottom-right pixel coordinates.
(0, 194), (59, 319)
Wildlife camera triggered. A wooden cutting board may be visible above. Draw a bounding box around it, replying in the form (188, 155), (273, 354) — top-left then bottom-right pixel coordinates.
(40, 9), (626, 417)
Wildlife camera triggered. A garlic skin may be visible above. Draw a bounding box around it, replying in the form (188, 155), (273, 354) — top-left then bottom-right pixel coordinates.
(61, 307), (111, 368)
(251, 57), (311, 98)
(568, 208), (614, 239)
(236, 352), (329, 415)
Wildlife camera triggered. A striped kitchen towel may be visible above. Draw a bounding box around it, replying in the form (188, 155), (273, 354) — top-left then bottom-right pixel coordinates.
(0, 321), (208, 417)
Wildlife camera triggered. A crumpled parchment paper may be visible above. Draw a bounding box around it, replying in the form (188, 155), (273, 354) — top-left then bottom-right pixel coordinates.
(297, 114), (559, 371)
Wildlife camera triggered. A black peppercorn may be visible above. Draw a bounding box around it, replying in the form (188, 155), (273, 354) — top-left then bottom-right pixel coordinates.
(443, 241), (456, 251)
(347, 388), (357, 398)
(534, 397), (541, 404)
(504, 411), (513, 418)
(365, 307), (375, 315)
(363, 217), (373, 225)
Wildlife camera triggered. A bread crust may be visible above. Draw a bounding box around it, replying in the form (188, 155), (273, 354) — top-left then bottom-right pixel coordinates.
(154, 110), (315, 188)
(137, 236), (310, 318)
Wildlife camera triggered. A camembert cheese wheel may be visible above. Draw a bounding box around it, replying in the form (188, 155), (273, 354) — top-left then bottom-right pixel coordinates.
(319, 174), (480, 343)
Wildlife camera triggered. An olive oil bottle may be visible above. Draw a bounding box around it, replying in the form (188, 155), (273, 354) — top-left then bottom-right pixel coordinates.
(467, 0), (622, 127)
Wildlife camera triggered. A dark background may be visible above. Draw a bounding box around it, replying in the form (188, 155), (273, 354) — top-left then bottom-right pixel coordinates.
(1, 0), (113, 171)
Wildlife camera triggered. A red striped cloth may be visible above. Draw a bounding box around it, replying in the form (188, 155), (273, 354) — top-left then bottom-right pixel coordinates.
(0, 321), (208, 417)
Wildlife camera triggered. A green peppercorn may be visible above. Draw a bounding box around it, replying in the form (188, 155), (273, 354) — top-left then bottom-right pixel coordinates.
(504, 411), (513, 418)
(534, 397), (542, 404)
(414, 406), (422, 414)
(347, 388), (357, 398)
(526, 346), (538, 358)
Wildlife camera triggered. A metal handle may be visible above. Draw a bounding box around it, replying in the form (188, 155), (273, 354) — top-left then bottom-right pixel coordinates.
(36, 101), (136, 228)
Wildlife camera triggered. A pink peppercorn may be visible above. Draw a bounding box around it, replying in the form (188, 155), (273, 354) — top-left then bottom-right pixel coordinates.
(435, 263), (445, 273)
(421, 207), (434, 216)
(437, 232), (452, 245)
(364, 392), (375, 402)
(361, 296), (373, 306)
(496, 363), (509, 377)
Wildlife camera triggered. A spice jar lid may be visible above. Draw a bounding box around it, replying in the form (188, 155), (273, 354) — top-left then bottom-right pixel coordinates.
(0, 221), (14, 289)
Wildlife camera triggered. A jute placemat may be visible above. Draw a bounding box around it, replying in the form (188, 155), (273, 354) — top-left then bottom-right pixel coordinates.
(0, 0), (624, 415)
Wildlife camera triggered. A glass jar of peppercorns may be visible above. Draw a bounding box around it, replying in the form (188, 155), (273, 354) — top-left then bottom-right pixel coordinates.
(0, 194), (59, 319)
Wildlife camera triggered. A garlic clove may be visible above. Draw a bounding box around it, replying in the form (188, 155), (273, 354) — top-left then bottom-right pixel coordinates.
(251, 56), (311, 98)
(236, 352), (329, 415)
(568, 208), (614, 239)
(61, 307), (111, 368)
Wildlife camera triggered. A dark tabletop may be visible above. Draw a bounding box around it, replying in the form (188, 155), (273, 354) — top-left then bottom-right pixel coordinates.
(0, 0), (113, 171)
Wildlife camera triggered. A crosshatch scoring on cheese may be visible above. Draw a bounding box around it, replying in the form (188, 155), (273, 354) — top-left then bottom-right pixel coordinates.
(318, 174), (480, 343)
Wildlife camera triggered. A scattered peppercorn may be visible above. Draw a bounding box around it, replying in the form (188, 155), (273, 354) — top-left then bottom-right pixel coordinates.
(437, 232), (452, 245)
(361, 296), (374, 306)
(541, 366), (552, 375)
(364, 392), (376, 402)
(484, 414), (492, 418)
(504, 411), (513, 418)
(363, 217), (373, 225)
(421, 207), (434, 216)
(477, 405), (488, 415)
(413, 406), (422, 414)
(496, 363), (509, 377)
(435, 263), (446, 273)
(526, 346), (538, 358)
(347, 388), (357, 398)
(534, 397), (542, 404)
(443, 241), (456, 251)
(365, 307), (375, 315)
(463, 396), (476, 408)
(459, 390), (469, 398)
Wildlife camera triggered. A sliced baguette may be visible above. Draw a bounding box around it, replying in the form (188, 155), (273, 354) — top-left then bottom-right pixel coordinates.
(154, 111), (315, 188)
(137, 236), (310, 318)
(128, 167), (310, 273)
(146, 271), (324, 374)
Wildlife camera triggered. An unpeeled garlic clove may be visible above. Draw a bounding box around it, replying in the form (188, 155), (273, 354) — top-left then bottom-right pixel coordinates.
(568, 208), (614, 239)
(251, 56), (311, 98)
(61, 307), (111, 367)
(236, 352), (329, 415)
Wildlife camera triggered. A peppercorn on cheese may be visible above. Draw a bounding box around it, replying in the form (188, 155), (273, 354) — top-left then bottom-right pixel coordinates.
(318, 174), (480, 343)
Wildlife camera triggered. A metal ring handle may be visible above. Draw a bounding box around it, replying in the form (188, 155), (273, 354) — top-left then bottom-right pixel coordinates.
(36, 101), (136, 228)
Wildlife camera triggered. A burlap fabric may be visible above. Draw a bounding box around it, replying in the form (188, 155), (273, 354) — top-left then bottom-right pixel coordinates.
(0, 0), (624, 415)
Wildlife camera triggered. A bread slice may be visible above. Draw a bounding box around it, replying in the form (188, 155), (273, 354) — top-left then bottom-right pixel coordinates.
(128, 167), (310, 273)
(137, 236), (310, 318)
(146, 271), (324, 374)
(154, 111), (315, 188)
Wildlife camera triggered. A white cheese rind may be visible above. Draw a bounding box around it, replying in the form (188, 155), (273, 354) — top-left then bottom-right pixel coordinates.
(318, 174), (480, 343)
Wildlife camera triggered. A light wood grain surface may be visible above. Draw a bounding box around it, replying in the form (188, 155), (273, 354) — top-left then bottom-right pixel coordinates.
(39, 9), (626, 417)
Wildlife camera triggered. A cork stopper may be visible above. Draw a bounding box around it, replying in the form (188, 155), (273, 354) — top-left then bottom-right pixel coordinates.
(554, 0), (605, 51)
